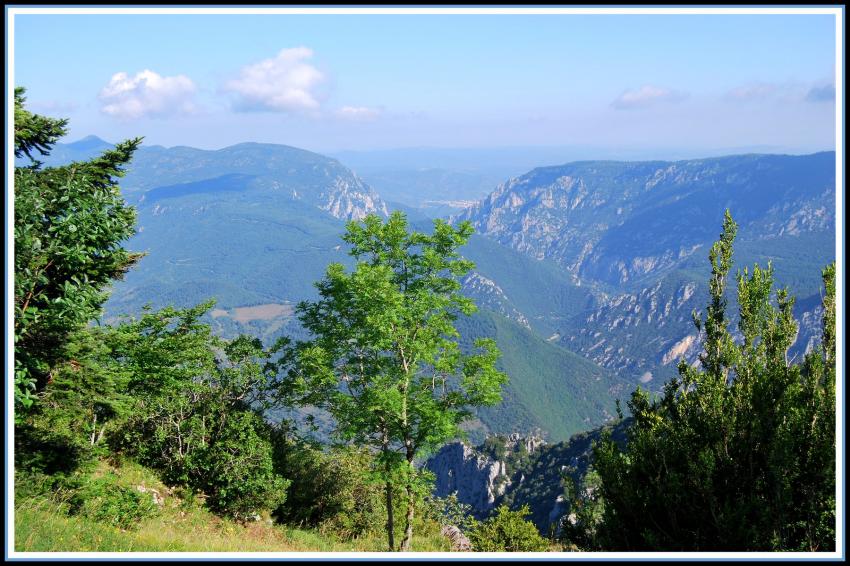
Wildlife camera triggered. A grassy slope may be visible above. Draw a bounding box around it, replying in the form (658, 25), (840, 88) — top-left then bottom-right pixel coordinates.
(14, 460), (450, 553)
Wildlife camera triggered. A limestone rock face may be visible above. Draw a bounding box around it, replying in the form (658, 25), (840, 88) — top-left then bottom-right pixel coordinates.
(458, 154), (835, 287)
(428, 442), (505, 517)
(441, 525), (472, 551)
(426, 433), (546, 519)
(318, 174), (389, 221)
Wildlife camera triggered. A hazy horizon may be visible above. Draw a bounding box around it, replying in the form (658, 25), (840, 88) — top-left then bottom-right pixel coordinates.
(56, 133), (836, 173)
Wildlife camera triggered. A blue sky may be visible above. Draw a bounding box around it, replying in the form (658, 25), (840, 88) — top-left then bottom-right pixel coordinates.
(12, 11), (838, 155)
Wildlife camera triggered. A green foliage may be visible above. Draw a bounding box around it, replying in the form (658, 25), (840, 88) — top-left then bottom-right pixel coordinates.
(14, 87), (141, 413)
(558, 468), (605, 551)
(285, 211), (508, 550)
(33, 327), (135, 458)
(424, 492), (478, 532)
(274, 442), (391, 540)
(67, 472), (159, 530)
(479, 435), (509, 463)
(14, 87), (68, 162)
(198, 412), (290, 517)
(112, 302), (290, 518)
(274, 440), (453, 547)
(467, 505), (549, 552)
(592, 211), (837, 551)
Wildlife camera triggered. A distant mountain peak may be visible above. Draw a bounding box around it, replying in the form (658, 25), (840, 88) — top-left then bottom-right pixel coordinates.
(67, 135), (112, 150)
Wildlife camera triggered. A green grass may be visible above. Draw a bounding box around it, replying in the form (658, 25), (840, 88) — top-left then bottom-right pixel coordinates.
(14, 459), (452, 553)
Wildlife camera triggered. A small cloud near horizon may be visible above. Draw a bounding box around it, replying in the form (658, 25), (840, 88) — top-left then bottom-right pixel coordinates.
(99, 70), (197, 119)
(611, 85), (688, 110)
(335, 105), (382, 121)
(726, 81), (835, 104)
(805, 84), (835, 103)
(222, 47), (324, 113)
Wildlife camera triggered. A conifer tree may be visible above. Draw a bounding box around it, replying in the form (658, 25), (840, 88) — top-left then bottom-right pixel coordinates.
(592, 210), (836, 551)
(14, 87), (142, 412)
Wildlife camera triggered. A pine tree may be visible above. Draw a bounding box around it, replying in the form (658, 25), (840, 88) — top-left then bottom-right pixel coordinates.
(592, 210), (836, 551)
(14, 87), (142, 413)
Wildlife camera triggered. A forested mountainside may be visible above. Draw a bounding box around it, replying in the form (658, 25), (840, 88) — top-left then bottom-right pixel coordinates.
(458, 152), (835, 385)
(40, 139), (837, 436)
(36, 136), (388, 221)
(37, 138), (621, 443)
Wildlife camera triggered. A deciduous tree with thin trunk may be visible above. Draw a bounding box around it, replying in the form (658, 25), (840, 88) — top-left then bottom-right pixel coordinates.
(287, 211), (508, 551)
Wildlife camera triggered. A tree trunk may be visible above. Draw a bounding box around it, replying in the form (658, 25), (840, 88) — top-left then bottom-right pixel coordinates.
(381, 429), (395, 552)
(89, 413), (97, 446)
(400, 482), (415, 551)
(400, 455), (416, 551)
(385, 480), (396, 552)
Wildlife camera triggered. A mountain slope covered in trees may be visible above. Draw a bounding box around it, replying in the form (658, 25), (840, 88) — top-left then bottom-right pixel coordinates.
(39, 138), (623, 443)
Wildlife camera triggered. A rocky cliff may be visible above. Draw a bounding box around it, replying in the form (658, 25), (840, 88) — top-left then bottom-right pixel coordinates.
(458, 153), (835, 286)
(458, 152), (836, 386)
(427, 433), (545, 519)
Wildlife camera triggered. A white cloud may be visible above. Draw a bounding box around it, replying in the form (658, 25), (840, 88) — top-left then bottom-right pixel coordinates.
(805, 84), (835, 103)
(727, 82), (779, 101)
(726, 81), (835, 104)
(335, 105), (382, 121)
(223, 47), (324, 112)
(611, 85), (688, 110)
(99, 70), (196, 119)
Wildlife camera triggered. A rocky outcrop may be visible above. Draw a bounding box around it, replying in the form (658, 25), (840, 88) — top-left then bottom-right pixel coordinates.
(428, 442), (506, 518)
(318, 174), (389, 221)
(440, 525), (472, 551)
(461, 272), (531, 329)
(427, 433), (545, 519)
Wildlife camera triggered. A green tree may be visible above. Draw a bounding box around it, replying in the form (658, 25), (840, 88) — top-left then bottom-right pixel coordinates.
(467, 504), (549, 552)
(592, 210), (836, 551)
(274, 441), (394, 540)
(112, 302), (290, 517)
(286, 211), (508, 551)
(14, 87), (142, 413)
(558, 467), (605, 551)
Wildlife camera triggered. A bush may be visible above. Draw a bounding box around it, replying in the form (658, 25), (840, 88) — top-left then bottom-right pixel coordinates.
(273, 443), (387, 540)
(15, 421), (93, 478)
(198, 412), (290, 518)
(467, 505), (549, 552)
(67, 472), (158, 530)
(108, 305), (291, 519)
(122, 405), (289, 519)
